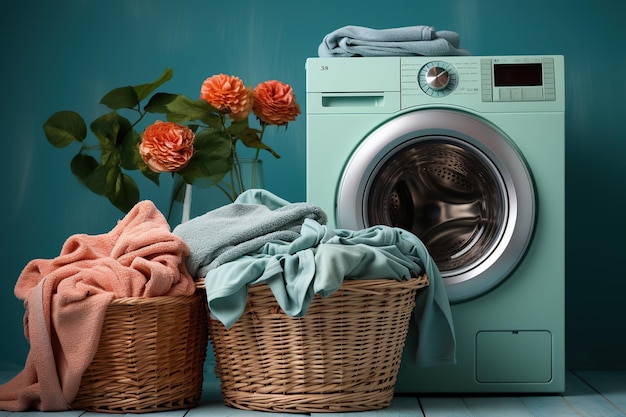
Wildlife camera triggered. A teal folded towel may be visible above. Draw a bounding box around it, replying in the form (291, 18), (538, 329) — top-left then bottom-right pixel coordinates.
(175, 189), (456, 367)
(318, 25), (470, 57)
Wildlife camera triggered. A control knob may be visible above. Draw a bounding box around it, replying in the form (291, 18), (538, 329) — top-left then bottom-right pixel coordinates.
(426, 66), (450, 90)
(418, 61), (458, 97)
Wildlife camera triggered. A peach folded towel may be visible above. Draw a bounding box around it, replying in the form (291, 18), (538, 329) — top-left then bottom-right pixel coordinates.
(0, 201), (195, 412)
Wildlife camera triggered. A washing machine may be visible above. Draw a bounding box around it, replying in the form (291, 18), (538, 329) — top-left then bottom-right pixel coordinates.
(305, 55), (565, 393)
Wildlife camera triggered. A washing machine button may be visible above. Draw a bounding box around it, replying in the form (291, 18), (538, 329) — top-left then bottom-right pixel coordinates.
(499, 88), (511, 101)
(522, 87), (544, 101)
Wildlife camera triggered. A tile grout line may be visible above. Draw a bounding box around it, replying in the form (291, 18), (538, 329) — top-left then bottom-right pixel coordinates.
(416, 397), (426, 417)
(572, 370), (626, 415)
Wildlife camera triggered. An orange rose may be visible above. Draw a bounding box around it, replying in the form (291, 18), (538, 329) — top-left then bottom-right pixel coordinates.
(200, 74), (253, 121)
(139, 121), (194, 173)
(252, 80), (301, 126)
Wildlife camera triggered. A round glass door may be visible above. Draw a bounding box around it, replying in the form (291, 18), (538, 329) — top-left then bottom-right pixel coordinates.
(336, 109), (535, 302)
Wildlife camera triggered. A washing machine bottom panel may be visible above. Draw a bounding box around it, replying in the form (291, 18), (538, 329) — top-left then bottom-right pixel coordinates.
(395, 327), (565, 394)
(395, 246), (565, 394)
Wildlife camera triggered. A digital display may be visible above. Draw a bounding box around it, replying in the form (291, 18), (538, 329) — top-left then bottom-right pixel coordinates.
(494, 63), (543, 87)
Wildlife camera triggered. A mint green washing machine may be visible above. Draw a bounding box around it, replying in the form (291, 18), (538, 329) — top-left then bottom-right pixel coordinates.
(305, 56), (565, 393)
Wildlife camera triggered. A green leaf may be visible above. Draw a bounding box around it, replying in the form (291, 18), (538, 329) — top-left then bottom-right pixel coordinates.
(99, 69), (173, 110)
(100, 86), (139, 110)
(180, 157), (230, 186)
(43, 111), (87, 148)
(116, 114), (133, 146)
(178, 129), (233, 185)
(70, 153), (99, 189)
(134, 68), (173, 102)
(226, 117), (251, 136)
(232, 124), (281, 158)
(90, 111), (132, 150)
(106, 170), (140, 213)
(80, 161), (111, 196)
(144, 92), (179, 114)
(134, 147), (161, 186)
(165, 95), (221, 127)
(121, 128), (161, 185)
(90, 111), (119, 148)
(193, 127), (231, 154)
(140, 165), (161, 186)
(72, 157), (138, 213)
(101, 147), (121, 170)
(120, 129), (141, 170)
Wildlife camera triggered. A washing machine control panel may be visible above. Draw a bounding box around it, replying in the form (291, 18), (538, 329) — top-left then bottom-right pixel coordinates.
(409, 56), (556, 103)
(399, 56), (561, 109)
(306, 56), (563, 113)
(481, 57), (556, 102)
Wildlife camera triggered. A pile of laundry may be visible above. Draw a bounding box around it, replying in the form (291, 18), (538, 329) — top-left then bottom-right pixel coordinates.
(0, 189), (456, 412)
(0, 201), (195, 412)
(173, 189), (456, 367)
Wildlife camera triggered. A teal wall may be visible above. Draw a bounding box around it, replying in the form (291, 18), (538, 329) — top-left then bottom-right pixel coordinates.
(1, 0), (624, 372)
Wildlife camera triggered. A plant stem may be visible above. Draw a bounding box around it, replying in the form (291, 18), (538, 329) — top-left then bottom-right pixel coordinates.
(215, 181), (235, 202)
(250, 124), (266, 188)
(130, 105), (146, 128)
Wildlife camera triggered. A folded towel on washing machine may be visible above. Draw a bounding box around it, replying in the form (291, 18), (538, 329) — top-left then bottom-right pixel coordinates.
(175, 189), (456, 367)
(318, 25), (470, 57)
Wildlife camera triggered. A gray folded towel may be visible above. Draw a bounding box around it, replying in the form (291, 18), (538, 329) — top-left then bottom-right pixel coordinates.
(173, 189), (327, 278)
(318, 25), (470, 57)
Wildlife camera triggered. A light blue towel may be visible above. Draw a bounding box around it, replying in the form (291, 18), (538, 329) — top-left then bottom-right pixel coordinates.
(172, 189), (327, 278)
(203, 218), (456, 367)
(176, 189), (456, 367)
(318, 25), (470, 57)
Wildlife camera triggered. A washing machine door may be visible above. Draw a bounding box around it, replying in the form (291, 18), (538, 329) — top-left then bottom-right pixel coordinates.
(336, 109), (535, 302)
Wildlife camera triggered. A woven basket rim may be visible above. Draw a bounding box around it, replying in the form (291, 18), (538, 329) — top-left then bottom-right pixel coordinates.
(199, 274), (428, 294)
(328, 274), (429, 291)
(245, 274), (429, 296)
(108, 289), (201, 306)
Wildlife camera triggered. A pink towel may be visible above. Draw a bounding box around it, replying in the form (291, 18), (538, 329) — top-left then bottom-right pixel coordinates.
(0, 200), (196, 411)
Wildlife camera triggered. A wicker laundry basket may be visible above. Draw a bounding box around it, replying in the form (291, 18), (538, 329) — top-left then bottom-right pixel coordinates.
(209, 275), (429, 413)
(72, 287), (208, 413)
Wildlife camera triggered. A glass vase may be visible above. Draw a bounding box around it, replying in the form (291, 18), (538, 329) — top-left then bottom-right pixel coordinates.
(168, 158), (265, 226)
(232, 157), (265, 193)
